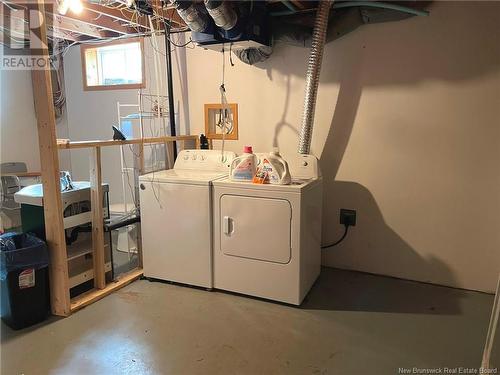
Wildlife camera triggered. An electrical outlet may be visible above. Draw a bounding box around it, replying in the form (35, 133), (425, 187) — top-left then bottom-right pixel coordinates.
(340, 209), (356, 226)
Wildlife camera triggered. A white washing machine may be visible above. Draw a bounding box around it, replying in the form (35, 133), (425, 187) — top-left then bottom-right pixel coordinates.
(212, 154), (323, 305)
(139, 149), (236, 288)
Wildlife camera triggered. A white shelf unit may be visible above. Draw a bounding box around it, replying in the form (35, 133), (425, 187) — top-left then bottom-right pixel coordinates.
(68, 252), (112, 289)
(63, 190), (112, 289)
(117, 92), (175, 215)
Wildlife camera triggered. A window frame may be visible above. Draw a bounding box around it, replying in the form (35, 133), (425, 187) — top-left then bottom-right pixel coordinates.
(80, 37), (146, 91)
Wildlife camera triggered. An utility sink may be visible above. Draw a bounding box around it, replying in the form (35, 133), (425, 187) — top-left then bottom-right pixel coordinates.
(15, 181), (109, 207)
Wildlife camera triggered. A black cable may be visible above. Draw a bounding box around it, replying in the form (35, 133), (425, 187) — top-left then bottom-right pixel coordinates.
(166, 35), (193, 48)
(229, 43), (234, 66)
(321, 224), (350, 249)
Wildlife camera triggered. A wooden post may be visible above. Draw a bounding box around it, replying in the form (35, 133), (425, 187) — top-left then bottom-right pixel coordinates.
(90, 147), (106, 289)
(132, 144), (143, 268)
(31, 0), (70, 316)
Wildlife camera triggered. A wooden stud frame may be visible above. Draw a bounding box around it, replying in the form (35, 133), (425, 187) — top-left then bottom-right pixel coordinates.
(80, 37), (146, 91)
(65, 135), (198, 311)
(204, 103), (239, 140)
(31, 2), (198, 316)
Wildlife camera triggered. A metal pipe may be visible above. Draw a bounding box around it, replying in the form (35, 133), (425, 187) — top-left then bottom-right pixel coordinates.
(281, 0), (298, 13)
(333, 1), (428, 17)
(270, 8), (316, 17)
(271, 2), (429, 17)
(164, 22), (178, 160)
(298, 0), (331, 155)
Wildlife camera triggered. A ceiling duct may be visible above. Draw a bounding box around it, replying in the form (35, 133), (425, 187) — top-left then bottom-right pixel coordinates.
(204, 0), (238, 31)
(232, 46), (273, 65)
(172, 1), (270, 65)
(170, 0), (212, 33)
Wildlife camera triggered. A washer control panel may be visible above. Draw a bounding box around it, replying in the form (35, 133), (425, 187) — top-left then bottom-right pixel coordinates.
(174, 150), (236, 172)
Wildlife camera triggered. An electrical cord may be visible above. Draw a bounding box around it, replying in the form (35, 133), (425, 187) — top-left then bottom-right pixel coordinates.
(167, 35), (193, 48)
(229, 43), (234, 66)
(321, 224), (350, 249)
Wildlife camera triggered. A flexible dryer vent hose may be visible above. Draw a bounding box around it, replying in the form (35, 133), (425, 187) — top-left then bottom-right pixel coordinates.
(298, 0), (332, 155)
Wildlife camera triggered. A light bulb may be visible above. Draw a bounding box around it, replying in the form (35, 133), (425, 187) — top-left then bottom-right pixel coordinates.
(69, 0), (83, 14)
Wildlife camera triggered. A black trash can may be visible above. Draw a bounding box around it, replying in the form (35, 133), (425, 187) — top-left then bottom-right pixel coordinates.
(0, 232), (50, 330)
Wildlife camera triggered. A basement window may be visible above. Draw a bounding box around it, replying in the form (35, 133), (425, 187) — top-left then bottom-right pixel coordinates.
(81, 39), (145, 91)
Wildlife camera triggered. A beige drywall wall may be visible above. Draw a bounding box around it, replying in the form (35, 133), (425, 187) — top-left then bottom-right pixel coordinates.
(183, 1), (500, 292)
(0, 63), (71, 173)
(0, 69), (41, 171)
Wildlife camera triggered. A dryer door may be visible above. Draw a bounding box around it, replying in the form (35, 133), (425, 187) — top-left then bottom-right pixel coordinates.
(219, 195), (292, 264)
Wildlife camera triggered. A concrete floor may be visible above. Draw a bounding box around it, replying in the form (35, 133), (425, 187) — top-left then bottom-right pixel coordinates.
(1, 268), (498, 374)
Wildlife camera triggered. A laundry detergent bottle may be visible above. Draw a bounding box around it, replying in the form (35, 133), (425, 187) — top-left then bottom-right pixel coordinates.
(265, 148), (291, 185)
(230, 146), (257, 181)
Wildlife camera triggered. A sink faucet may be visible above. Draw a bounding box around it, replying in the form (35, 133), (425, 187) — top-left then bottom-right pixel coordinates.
(60, 171), (74, 191)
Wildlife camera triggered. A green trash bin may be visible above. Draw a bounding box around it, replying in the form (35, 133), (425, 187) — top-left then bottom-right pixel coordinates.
(0, 232), (50, 330)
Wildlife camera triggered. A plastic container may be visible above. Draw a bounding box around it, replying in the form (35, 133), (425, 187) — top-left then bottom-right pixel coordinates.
(0, 233), (50, 330)
(253, 148), (291, 185)
(230, 146), (257, 181)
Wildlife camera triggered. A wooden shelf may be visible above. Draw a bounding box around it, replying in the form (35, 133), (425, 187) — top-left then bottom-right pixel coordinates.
(57, 135), (198, 150)
(66, 236), (92, 261)
(69, 260), (112, 289)
(67, 237), (109, 262)
(63, 212), (92, 229)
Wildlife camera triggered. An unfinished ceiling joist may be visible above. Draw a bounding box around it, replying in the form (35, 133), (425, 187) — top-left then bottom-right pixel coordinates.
(1, 0), (187, 45)
(83, 3), (150, 32)
(53, 11), (131, 35)
(51, 14), (105, 39)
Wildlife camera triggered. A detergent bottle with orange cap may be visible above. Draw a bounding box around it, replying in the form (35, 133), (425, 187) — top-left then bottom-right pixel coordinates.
(253, 148), (291, 185)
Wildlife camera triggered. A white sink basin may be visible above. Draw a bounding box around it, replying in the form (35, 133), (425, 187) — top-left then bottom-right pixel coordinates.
(15, 181), (109, 206)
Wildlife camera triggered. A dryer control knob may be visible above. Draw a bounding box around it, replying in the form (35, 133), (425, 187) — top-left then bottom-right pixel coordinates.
(302, 161), (308, 166)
